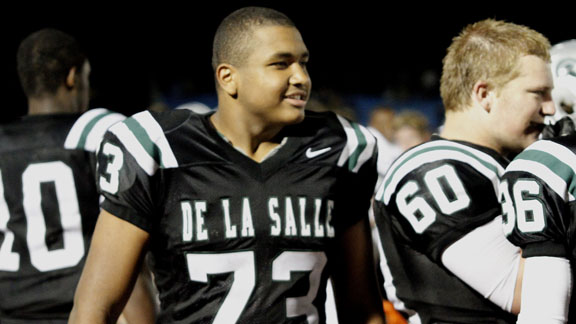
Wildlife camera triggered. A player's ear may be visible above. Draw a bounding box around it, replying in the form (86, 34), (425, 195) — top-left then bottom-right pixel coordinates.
(216, 63), (237, 97)
(472, 80), (492, 112)
(65, 66), (77, 89)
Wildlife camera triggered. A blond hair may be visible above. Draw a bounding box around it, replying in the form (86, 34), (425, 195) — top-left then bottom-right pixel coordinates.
(440, 19), (550, 111)
(393, 110), (430, 135)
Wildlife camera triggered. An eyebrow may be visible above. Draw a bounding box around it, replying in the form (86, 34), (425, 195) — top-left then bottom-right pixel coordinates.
(530, 85), (553, 91)
(270, 51), (310, 60)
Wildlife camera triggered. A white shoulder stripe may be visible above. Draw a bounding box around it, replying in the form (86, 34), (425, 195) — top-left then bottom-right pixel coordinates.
(336, 115), (359, 168)
(382, 147), (502, 204)
(84, 113), (125, 152)
(375, 178), (389, 202)
(352, 125), (377, 173)
(384, 140), (504, 184)
(64, 108), (109, 150)
(526, 140), (576, 174)
(109, 123), (158, 176)
(506, 159), (575, 202)
(133, 111), (178, 169)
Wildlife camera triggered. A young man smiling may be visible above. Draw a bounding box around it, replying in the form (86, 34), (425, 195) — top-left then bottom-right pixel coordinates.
(69, 7), (385, 324)
(499, 39), (576, 324)
(374, 19), (554, 323)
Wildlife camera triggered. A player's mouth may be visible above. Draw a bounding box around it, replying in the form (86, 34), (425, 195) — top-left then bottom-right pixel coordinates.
(526, 121), (546, 134)
(284, 92), (308, 108)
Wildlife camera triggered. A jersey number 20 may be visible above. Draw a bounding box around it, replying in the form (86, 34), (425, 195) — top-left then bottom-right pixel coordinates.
(0, 162), (84, 272)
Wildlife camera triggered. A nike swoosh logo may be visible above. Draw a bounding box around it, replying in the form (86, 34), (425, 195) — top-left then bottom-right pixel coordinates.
(306, 147), (332, 158)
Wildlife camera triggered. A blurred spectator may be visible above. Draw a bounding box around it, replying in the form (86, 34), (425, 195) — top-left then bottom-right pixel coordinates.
(148, 101), (170, 113)
(367, 107), (405, 323)
(392, 110), (431, 151)
(369, 106), (396, 142)
(368, 106), (402, 189)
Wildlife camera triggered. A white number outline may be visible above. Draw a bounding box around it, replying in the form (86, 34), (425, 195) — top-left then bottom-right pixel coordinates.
(499, 180), (516, 236)
(514, 179), (545, 233)
(272, 251), (327, 323)
(186, 251), (327, 323)
(503, 178), (546, 234)
(99, 142), (124, 194)
(0, 170), (19, 271)
(187, 251), (255, 324)
(396, 164), (471, 233)
(0, 162), (84, 272)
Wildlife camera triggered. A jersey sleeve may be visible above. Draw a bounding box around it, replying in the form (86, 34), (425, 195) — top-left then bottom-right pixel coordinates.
(65, 108), (127, 193)
(96, 111), (178, 232)
(500, 139), (575, 259)
(337, 143), (378, 229)
(64, 108), (126, 153)
(374, 141), (505, 264)
(331, 116), (379, 230)
(97, 131), (155, 231)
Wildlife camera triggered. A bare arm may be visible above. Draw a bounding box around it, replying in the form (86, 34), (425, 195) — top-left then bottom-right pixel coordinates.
(331, 217), (386, 324)
(69, 209), (150, 324)
(120, 258), (158, 324)
(511, 256), (524, 314)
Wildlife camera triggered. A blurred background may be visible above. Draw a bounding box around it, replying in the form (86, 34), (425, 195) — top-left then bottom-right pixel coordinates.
(3, 2), (574, 135)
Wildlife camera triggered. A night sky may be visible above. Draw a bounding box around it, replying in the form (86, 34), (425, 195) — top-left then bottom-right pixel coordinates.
(3, 3), (574, 122)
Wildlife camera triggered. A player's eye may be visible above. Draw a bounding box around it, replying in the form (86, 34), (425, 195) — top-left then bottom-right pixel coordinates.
(530, 89), (550, 99)
(271, 62), (289, 69)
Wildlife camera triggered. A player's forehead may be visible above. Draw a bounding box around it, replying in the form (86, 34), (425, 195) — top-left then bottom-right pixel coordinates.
(247, 25), (309, 61)
(510, 55), (553, 88)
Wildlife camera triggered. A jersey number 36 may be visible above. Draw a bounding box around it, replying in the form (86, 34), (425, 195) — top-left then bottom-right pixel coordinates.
(500, 179), (546, 235)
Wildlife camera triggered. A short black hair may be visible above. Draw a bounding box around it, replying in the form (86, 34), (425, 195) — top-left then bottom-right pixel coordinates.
(17, 28), (87, 98)
(212, 6), (295, 70)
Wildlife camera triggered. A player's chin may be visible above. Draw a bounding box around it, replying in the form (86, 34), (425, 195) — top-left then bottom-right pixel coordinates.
(519, 133), (540, 150)
(280, 106), (306, 125)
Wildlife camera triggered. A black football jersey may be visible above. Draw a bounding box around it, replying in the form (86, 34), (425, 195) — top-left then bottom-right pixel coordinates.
(501, 135), (576, 321)
(501, 135), (576, 259)
(373, 137), (516, 323)
(97, 109), (378, 324)
(0, 109), (124, 322)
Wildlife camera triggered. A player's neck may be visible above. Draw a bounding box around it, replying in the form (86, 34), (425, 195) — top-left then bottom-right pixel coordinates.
(27, 89), (81, 116)
(440, 109), (504, 155)
(210, 110), (284, 162)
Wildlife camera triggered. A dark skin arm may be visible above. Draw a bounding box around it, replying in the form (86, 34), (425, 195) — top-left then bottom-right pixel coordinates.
(119, 258), (158, 324)
(330, 217), (386, 324)
(69, 210), (150, 324)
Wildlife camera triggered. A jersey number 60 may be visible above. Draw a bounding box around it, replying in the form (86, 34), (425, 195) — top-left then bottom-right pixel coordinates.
(396, 164), (471, 233)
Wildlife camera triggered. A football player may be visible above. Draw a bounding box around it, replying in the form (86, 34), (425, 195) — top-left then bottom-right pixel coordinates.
(373, 19), (554, 323)
(69, 7), (385, 324)
(0, 29), (155, 323)
(550, 40), (576, 123)
(500, 39), (576, 324)
(541, 40), (576, 139)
